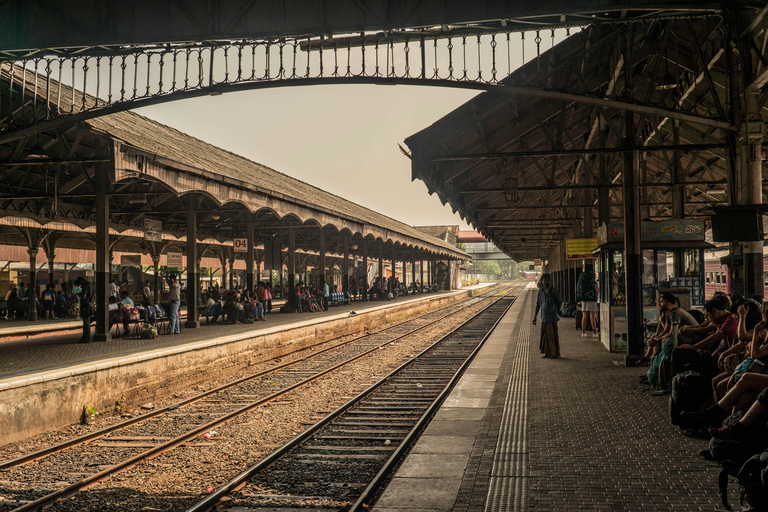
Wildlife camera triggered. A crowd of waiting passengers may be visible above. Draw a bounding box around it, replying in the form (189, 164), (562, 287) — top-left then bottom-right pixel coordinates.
(637, 289), (768, 505)
(0, 273), (440, 326)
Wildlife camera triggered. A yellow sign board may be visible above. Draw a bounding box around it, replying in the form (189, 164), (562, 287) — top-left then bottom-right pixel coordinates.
(566, 238), (598, 259)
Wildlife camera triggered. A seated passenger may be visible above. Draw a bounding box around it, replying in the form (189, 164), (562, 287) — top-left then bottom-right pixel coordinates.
(711, 301), (766, 400)
(672, 299), (738, 381)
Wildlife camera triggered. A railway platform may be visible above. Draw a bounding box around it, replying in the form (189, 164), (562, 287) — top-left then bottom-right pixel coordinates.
(2, 287), (489, 447)
(373, 283), (720, 511)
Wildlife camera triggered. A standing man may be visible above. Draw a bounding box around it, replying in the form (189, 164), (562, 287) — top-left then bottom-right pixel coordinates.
(76, 276), (95, 343)
(533, 273), (562, 359)
(167, 275), (181, 334)
(322, 279), (330, 311)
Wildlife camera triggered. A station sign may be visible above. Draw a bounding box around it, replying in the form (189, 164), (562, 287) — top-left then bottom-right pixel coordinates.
(233, 237), (248, 253)
(120, 255), (142, 266)
(566, 238), (599, 260)
(167, 252), (182, 271)
(597, 219), (705, 245)
(144, 219), (162, 242)
(534, 259), (542, 265)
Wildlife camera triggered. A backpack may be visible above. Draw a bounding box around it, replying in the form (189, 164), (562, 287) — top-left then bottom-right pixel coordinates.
(43, 289), (54, 302)
(576, 274), (597, 302)
(720, 449), (768, 511)
(669, 371), (708, 427)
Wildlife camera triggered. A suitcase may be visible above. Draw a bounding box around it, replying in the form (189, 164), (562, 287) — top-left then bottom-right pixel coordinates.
(669, 371), (708, 426)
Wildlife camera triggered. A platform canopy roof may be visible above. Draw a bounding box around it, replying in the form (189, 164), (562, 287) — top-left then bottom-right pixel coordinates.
(0, 67), (468, 263)
(405, 13), (768, 261)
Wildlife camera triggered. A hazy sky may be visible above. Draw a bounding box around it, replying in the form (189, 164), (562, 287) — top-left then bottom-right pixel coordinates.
(136, 84), (479, 231)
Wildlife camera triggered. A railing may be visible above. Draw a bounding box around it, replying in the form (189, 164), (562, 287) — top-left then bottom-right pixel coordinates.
(1, 25), (581, 137)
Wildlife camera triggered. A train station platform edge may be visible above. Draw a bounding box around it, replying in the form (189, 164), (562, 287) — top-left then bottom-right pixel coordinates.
(373, 283), (721, 512)
(1, 287), (485, 447)
(0, 289), (472, 388)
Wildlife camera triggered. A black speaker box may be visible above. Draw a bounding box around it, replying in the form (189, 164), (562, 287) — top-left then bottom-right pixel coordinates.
(711, 210), (764, 242)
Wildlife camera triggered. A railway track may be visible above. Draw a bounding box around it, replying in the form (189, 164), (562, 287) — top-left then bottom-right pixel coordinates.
(0, 284), (519, 512)
(187, 294), (516, 512)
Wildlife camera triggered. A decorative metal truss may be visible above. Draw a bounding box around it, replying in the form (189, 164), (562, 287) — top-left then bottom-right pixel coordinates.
(404, 10), (768, 261)
(0, 13), (738, 145)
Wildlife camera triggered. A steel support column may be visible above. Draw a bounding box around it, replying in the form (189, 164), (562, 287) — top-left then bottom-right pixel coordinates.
(598, 117), (611, 227)
(287, 227), (296, 305)
(343, 237), (350, 294)
(185, 198), (200, 328)
(246, 221), (255, 293)
(46, 248), (55, 286)
(378, 242), (384, 286)
(419, 255), (424, 288)
(27, 248), (38, 321)
(94, 167), (111, 341)
(671, 120), (685, 219)
(229, 257), (235, 290)
(624, 144), (643, 362)
(220, 252), (228, 291)
(362, 239), (368, 301)
(152, 255), (160, 303)
(741, 90), (764, 299)
(319, 229), (326, 290)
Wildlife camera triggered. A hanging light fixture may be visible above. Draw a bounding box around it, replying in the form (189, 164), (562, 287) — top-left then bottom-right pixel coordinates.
(656, 42), (678, 91)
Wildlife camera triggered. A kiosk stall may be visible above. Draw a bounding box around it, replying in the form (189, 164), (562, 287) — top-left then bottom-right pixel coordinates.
(595, 219), (710, 352)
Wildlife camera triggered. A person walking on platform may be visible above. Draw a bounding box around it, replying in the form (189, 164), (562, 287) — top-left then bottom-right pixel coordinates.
(576, 265), (599, 337)
(533, 273), (562, 358)
(167, 275), (181, 334)
(76, 276), (95, 343)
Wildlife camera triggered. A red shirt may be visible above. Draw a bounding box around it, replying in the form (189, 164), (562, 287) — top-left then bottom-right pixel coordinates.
(715, 314), (739, 353)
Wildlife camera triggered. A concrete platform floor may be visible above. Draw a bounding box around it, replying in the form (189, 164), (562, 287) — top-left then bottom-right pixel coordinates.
(373, 284), (719, 512)
(0, 289), (465, 380)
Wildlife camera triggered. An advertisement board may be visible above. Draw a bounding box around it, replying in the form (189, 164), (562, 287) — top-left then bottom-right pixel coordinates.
(566, 238), (598, 259)
(144, 219), (162, 242)
(167, 252), (182, 271)
(120, 255), (142, 266)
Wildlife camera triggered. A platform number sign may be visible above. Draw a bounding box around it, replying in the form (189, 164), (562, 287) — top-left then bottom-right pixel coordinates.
(233, 238), (248, 253)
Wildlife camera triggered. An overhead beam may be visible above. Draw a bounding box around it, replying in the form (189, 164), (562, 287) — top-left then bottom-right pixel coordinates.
(431, 143), (727, 161)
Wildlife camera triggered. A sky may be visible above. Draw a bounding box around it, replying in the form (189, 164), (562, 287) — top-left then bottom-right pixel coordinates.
(135, 84), (479, 231)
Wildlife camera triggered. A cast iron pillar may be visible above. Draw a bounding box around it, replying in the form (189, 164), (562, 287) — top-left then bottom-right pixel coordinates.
(411, 255), (416, 288)
(152, 256), (160, 303)
(378, 242), (384, 284)
(46, 248), (55, 286)
(220, 252), (228, 291)
(185, 198), (200, 328)
(741, 90), (764, 299)
(27, 248), (38, 321)
(391, 245), (397, 285)
(362, 239), (368, 301)
(319, 229), (326, 289)
(246, 221), (255, 293)
(419, 255), (424, 288)
(228, 257), (235, 290)
(597, 117), (611, 227)
(287, 227), (296, 301)
(624, 125), (643, 365)
(94, 167), (111, 341)
(343, 237), (350, 294)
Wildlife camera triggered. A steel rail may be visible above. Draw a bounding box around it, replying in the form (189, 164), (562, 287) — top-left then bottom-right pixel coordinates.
(9, 289), (503, 512)
(184, 287), (518, 512)
(348, 295), (515, 511)
(0, 292), (489, 472)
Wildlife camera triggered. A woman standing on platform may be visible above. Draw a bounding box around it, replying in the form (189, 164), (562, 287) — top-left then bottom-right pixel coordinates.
(533, 273), (562, 358)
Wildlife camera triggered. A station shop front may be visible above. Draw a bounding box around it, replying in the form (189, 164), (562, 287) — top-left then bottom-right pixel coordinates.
(594, 219), (710, 352)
